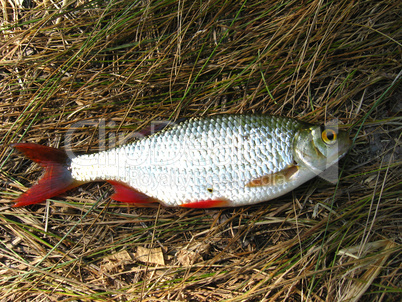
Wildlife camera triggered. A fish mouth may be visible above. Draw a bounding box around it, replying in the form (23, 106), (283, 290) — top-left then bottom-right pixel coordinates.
(322, 132), (352, 173)
(338, 132), (353, 157)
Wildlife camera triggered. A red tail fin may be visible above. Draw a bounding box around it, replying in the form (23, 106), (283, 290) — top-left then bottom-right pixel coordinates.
(11, 143), (82, 207)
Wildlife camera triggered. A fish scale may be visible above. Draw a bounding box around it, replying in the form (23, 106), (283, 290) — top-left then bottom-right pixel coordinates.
(11, 114), (351, 208)
(70, 115), (306, 206)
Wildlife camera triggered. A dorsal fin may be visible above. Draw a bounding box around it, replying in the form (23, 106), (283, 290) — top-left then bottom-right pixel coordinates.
(138, 118), (188, 137)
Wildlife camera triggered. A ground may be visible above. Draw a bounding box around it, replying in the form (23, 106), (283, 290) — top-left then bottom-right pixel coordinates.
(0, 1), (401, 301)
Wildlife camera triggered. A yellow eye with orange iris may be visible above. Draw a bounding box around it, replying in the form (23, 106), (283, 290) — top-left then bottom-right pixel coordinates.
(322, 129), (337, 145)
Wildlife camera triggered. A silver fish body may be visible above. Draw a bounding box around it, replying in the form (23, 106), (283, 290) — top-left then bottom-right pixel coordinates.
(69, 115), (351, 207)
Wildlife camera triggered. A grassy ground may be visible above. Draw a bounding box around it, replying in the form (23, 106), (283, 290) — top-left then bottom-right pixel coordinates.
(0, 0), (401, 301)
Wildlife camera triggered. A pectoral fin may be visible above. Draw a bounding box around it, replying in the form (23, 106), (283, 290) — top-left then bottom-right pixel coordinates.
(180, 198), (232, 208)
(246, 164), (299, 187)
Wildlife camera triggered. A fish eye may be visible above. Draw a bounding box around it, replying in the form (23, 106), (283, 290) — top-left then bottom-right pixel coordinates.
(322, 128), (337, 145)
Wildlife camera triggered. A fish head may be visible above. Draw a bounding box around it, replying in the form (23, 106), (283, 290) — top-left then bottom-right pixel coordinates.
(293, 125), (352, 175)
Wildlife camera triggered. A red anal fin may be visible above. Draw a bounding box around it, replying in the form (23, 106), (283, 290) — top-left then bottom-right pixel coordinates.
(107, 181), (157, 204)
(11, 143), (82, 207)
(246, 164), (299, 187)
(180, 198), (231, 208)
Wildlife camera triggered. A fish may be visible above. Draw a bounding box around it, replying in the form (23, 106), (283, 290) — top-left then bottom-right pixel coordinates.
(10, 114), (351, 208)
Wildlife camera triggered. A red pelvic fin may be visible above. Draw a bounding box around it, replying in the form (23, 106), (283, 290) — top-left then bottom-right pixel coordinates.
(11, 143), (81, 207)
(107, 181), (157, 204)
(180, 198), (232, 208)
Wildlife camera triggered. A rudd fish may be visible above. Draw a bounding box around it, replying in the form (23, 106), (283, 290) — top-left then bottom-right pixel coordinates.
(11, 115), (351, 208)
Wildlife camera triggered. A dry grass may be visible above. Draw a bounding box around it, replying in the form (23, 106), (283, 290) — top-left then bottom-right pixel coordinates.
(0, 0), (401, 301)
